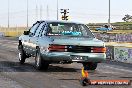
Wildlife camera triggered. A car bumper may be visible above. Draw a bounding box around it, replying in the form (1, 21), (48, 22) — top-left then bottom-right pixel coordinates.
(41, 52), (106, 62)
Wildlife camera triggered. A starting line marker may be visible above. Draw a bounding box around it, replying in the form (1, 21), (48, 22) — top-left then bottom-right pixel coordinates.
(80, 67), (131, 86)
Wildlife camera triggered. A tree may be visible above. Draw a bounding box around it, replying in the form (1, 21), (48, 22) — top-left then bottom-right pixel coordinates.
(122, 14), (132, 22)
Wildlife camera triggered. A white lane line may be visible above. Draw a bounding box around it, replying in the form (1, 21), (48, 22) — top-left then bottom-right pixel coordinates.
(106, 65), (132, 73)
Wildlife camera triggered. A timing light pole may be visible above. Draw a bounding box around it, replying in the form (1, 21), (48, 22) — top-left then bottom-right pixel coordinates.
(8, 0), (10, 28)
(46, 5), (49, 20)
(108, 0), (110, 25)
(27, 0), (29, 27)
(57, 0), (58, 20)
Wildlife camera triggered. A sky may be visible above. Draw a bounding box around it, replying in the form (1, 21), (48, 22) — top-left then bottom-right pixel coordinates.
(0, 0), (132, 27)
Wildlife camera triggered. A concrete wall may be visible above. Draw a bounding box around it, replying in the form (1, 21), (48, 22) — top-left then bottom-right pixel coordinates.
(106, 45), (132, 63)
(114, 46), (132, 63)
(0, 27), (27, 37)
(0, 27), (132, 42)
(94, 33), (132, 42)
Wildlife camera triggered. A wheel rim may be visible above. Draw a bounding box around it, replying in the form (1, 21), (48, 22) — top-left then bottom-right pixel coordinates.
(36, 54), (40, 67)
(19, 52), (22, 61)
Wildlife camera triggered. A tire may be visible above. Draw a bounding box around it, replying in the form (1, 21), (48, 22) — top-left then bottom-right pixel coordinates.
(80, 78), (91, 86)
(35, 48), (49, 70)
(95, 29), (98, 31)
(83, 62), (97, 70)
(18, 46), (26, 64)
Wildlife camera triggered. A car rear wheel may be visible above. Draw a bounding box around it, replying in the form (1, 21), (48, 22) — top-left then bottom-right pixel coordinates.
(35, 48), (49, 70)
(18, 45), (26, 64)
(83, 62), (97, 70)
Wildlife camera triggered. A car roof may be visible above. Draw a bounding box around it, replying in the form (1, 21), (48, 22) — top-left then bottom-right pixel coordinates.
(38, 20), (83, 24)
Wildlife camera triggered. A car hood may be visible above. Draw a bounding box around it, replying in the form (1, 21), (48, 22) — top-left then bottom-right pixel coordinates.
(49, 36), (105, 47)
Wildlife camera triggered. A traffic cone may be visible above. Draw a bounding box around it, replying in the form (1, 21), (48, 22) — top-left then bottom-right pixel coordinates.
(82, 67), (89, 78)
(80, 67), (91, 86)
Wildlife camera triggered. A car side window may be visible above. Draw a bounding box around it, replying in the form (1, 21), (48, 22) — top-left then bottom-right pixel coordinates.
(41, 24), (48, 37)
(29, 22), (40, 37)
(34, 22), (45, 37)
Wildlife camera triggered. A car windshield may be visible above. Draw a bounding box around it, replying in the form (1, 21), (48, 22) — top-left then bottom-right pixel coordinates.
(47, 22), (94, 38)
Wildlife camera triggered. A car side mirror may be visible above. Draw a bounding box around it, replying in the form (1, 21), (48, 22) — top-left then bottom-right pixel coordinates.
(23, 31), (29, 35)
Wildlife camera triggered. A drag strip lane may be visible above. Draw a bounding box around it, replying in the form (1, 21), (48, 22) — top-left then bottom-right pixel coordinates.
(0, 37), (132, 88)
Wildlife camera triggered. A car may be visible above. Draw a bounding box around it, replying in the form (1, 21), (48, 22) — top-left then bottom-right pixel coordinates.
(18, 20), (106, 70)
(96, 24), (113, 31)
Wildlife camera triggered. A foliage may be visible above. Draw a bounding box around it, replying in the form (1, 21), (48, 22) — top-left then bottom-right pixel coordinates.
(122, 14), (132, 22)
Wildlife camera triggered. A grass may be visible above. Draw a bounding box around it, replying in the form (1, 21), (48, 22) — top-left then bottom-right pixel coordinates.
(91, 29), (132, 34)
(114, 22), (132, 25)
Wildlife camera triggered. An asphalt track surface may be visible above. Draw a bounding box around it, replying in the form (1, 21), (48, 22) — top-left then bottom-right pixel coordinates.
(0, 37), (132, 88)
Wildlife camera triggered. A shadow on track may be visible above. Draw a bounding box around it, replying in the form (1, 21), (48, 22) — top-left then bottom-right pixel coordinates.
(0, 61), (78, 72)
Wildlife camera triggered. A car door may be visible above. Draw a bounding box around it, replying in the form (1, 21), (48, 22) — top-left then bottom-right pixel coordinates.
(29, 22), (46, 56)
(24, 22), (40, 54)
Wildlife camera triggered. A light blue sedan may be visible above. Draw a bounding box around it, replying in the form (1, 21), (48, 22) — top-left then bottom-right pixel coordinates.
(18, 20), (106, 70)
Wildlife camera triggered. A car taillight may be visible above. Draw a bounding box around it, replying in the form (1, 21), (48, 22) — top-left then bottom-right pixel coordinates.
(91, 47), (106, 53)
(48, 44), (67, 52)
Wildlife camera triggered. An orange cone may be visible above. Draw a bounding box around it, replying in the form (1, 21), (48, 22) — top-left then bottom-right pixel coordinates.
(81, 67), (89, 78)
(80, 67), (91, 86)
